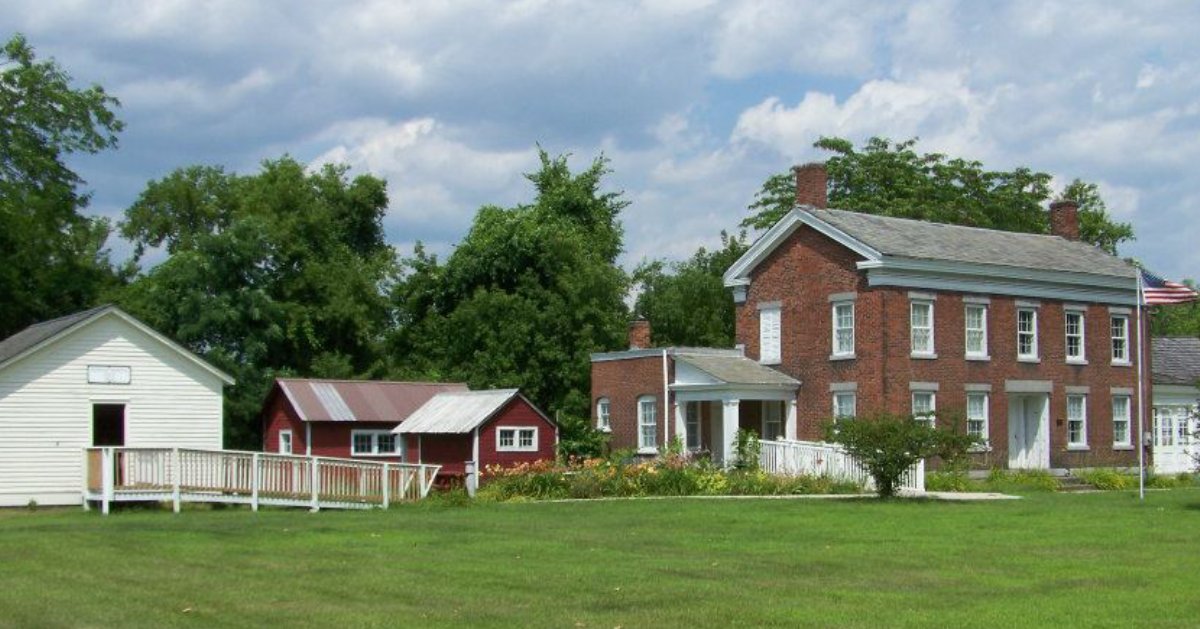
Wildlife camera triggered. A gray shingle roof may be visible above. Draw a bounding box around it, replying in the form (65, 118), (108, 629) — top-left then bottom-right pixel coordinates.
(1152, 337), (1200, 386)
(675, 354), (799, 387)
(814, 208), (1136, 278)
(0, 305), (114, 366)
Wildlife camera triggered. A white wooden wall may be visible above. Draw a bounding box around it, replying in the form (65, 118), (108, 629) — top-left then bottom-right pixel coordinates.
(0, 315), (225, 506)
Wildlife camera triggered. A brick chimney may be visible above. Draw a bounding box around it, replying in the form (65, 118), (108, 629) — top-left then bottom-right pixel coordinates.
(1049, 199), (1080, 241)
(628, 318), (651, 350)
(794, 162), (828, 209)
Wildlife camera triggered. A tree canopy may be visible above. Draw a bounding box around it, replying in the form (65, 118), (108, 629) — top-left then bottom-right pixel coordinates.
(389, 150), (629, 423)
(0, 33), (124, 338)
(115, 158), (395, 447)
(743, 136), (1135, 255)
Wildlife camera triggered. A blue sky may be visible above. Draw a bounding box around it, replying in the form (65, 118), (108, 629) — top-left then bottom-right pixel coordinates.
(11, 1), (1200, 280)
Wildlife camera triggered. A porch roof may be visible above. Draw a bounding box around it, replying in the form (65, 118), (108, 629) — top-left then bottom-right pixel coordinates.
(674, 354), (799, 388)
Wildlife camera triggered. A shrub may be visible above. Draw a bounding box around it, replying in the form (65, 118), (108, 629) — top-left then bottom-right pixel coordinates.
(1147, 473), (1195, 489)
(732, 429), (761, 471)
(982, 468), (1059, 493)
(1076, 469), (1134, 491)
(826, 411), (979, 497)
(925, 471), (975, 492)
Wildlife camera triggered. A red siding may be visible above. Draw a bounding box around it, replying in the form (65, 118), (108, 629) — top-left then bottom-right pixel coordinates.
(261, 387), (406, 461)
(479, 397), (558, 469)
(262, 390), (306, 454)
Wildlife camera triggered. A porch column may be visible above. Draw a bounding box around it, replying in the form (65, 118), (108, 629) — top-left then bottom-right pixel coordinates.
(721, 399), (740, 467)
(785, 399), (798, 441)
(674, 400), (686, 447)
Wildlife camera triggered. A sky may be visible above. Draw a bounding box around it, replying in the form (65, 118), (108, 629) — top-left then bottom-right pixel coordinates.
(10, 0), (1200, 280)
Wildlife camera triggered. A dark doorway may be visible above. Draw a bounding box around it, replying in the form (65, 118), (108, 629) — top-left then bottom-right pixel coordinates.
(92, 404), (125, 446)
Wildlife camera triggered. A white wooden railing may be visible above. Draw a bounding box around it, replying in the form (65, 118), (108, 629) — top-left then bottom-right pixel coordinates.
(759, 439), (925, 493)
(84, 447), (441, 514)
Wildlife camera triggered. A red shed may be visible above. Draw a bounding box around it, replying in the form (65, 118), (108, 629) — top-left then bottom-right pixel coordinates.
(261, 378), (469, 461)
(393, 389), (558, 478)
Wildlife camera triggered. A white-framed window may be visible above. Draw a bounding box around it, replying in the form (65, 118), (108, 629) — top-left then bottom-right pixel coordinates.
(1113, 396), (1132, 447)
(964, 304), (988, 358)
(762, 402), (782, 441)
(910, 300), (934, 356)
(760, 305), (781, 365)
(832, 302), (855, 358)
(1067, 395), (1087, 448)
(912, 392), (936, 427)
(1111, 315), (1130, 364)
(637, 396), (657, 451)
(351, 430), (402, 456)
(1065, 310), (1085, 363)
(966, 393), (988, 444)
(279, 429), (293, 455)
(833, 392), (856, 420)
(685, 402), (701, 451)
(87, 365), (132, 385)
(497, 427), (538, 452)
(1017, 308), (1038, 360)
(596, 398), (611, 432)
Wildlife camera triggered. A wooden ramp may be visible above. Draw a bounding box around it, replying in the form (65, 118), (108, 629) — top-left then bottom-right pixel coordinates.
(83, 447), (441, 514)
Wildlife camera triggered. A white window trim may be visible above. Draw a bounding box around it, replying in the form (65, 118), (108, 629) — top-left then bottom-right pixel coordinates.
(1017, 307), (1039, 362)
(496, 426), (539, 452)
(1112, 395), (1133, 448)
(596, 397), (611, 432)
(1110, 315), (1131, 365)
(685, 402), (702, 451)
(966, 392), (989, 451)
(832, 392), (857, 420)
(1065, 311), (1087, 364)
(964, 304), (989, 360)
(637, 395), (658, 453)
(761, 402), (783, 441)
(759, 305), (781, 365)
(910, 300), (936, 358)
(87, 365), (132, 385)
(351, 429), (402, 457)
(1066, 395), (1089, 450)
(911, 391), (936, 427)
(279, 429), (293, 455)
(831, 301), (855, 360)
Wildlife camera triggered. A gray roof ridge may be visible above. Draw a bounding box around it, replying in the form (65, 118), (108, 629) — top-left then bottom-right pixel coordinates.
(814, 206), (1086, 243)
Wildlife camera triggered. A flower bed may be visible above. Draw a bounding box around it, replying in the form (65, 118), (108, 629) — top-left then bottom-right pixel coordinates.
(477, 454), (863, 502)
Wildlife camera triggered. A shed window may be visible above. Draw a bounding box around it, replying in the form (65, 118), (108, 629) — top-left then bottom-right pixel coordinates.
(497, 427), (538, 452)
(279, 430), (293, 455)
(351, 430), (402, 456)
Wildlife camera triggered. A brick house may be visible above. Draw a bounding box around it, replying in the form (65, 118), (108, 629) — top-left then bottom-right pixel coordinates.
(593, 163), (1151, 471)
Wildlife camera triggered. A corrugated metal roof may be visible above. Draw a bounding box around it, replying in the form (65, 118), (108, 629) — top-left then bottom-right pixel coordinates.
(276, 379), (469, 423)
(394, 389), (520, 434)
(1152, 337), (1200, 386)
(675, 354), (800, 387)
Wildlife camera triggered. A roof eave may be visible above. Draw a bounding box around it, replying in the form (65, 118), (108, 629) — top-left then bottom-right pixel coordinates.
(724, 206), (882, 287)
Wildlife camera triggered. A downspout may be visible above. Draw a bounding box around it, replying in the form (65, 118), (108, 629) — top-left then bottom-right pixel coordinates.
(663, 349), (670, 452)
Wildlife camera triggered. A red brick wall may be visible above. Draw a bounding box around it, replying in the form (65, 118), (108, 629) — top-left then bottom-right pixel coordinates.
(735, 225), (1148, 469)
(591, 354), (672, 452)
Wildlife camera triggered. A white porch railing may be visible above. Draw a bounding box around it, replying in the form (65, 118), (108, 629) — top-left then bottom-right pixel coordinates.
(759, 439), (925, 493)
(83, 447), (441, 514)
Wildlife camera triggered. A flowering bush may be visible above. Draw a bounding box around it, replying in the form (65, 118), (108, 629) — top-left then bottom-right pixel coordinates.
(476, 453), (862, 502)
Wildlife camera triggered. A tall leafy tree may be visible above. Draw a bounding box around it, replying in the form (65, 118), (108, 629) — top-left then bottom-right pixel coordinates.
(743, 136), (1135, 255)
(0, 33), (124, 338)
(116, 158), (394, 447)
(390, 150), (629, 422)
(633, 231), (749, 347)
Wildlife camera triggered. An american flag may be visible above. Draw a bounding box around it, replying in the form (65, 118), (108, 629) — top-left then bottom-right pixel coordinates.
(1141, 269), (1199, 305)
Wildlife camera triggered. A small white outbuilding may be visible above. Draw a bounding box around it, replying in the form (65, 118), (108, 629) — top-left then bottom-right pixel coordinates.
(0, 305), (234, 507)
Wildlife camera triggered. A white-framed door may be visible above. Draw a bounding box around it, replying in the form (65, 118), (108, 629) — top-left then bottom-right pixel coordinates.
(1008, 394), (1050, 469)
(1153, 405), (1196, 474)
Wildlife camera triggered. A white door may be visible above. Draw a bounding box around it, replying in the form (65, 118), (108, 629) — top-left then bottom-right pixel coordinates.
(1153, 405), (1196, 474)
(1009, 395), (1050, 469)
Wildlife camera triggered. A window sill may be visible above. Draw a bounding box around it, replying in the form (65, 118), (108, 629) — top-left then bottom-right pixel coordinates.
(965, 354), (990, 362)
(829, 353), (856, 361)
(1066, 445), (1091, 451)
(968, 444), (993, 453)
(498, 448), (539, 453)
(1112, 444), (1135, 451)
(1066, 359), (1088, 366)
(1017, 356), (1041, 364)
(596, 426), (612, 433)
(760, 360), (781, 366)
(910, 353), (938, 360)
(637, 447), (658, 455)
(1111, 361), (1132, 368)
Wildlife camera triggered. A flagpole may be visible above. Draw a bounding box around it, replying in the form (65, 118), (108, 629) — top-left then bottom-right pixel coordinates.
(1136, 270), (1146, 501)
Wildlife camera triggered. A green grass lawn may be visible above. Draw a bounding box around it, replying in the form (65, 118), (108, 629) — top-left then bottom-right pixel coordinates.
(2, 491), (1199, 628)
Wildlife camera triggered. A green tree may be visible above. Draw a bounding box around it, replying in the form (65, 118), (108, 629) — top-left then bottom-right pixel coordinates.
(0, 33), (124, 338)
(390, 150), (629, 428)
(743, 137), (1135, 255)
(116, 158), (395, 447)
(633, 230), (749, 347)
(826, 411), (978, 498)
